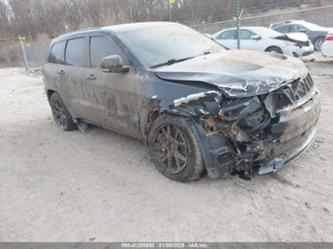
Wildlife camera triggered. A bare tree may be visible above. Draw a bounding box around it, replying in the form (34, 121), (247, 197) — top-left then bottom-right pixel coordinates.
(0, 1), (9, 28)
(65, 0), (83, 30)
(1, 0), (322, 40)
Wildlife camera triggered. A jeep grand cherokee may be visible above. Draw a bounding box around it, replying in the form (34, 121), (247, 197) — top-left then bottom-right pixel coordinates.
(42, 22), (320, 182)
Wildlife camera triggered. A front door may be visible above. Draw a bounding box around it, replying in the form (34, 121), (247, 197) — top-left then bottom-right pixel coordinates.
(88, 34), (144, 139)
(216, 30), (237, 49)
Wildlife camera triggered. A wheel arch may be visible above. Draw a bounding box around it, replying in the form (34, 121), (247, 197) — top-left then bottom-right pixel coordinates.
(140, 105), (191, 143)
(147, 112), (206, 182)
(314, 35), (326, 50)
(265, 45), (283, 53)
(46, 89), (57, 101)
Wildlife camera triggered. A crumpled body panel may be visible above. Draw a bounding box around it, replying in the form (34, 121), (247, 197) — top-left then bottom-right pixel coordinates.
(155, 50), (308, 97)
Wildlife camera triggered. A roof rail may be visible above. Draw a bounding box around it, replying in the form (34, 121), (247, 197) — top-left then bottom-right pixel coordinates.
(76, 27), (100, 32)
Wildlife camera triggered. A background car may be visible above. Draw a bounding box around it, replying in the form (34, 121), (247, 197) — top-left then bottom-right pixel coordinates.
(321, 33), (333, 57)
(213, 26), (314, 59)
(270, 20), (333, 51)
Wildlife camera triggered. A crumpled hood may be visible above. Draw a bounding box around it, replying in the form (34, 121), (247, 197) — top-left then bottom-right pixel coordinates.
(283, 32), (309, 42)
(154, 50), (308, 97)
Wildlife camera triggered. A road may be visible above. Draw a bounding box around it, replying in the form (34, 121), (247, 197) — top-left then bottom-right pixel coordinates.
(0, 59), (332, 241)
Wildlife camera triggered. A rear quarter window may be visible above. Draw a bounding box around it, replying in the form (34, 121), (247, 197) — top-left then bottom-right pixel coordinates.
(65, 37), (86, 67)
(48, 41), (66, 64)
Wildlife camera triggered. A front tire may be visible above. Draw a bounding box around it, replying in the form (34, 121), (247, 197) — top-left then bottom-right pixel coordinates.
(148, 114), (205, 182)
(49, 93), (76, 131)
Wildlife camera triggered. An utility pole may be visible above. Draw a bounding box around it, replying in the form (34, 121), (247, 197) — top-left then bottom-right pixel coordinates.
(168, 0), (176, 22)
(18, 36), (29, 71)
(236, 0), (244, 50)
(236, 0), (241, 49)
(128, 0), (133, 20)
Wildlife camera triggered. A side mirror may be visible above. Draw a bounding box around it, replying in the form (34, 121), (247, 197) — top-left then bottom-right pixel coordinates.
(251, 35), (261, 40)
(101, 55), (130, 73)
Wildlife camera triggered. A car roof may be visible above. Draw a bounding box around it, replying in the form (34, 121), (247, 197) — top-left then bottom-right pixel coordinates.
(217, 26), (272, 33)
(101, 21), (177, 33)
(51, 27), (102, 43)
(51, 22), (178, 44)
(271, 20), (305, 26)
(214, 26), (283, 38)
(271, 20), (329, 31)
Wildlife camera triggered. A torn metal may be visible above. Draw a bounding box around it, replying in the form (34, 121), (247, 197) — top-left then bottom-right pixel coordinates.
(158, 52), (320, 179)
(173, 91), (220, 107)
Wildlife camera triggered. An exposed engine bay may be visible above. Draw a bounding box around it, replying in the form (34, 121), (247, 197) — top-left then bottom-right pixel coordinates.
(169, 74), (320, 179)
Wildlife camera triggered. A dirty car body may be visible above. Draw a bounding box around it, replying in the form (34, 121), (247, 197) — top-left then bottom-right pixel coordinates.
(42, 22), (320, 181)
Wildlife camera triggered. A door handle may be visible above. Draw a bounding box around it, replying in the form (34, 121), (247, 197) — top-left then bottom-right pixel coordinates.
(57, 69), (65, 75)
(87, 74), (96, 80)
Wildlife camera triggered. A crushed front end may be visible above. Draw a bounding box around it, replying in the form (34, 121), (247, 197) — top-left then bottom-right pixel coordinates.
(197, 74), (320, 179)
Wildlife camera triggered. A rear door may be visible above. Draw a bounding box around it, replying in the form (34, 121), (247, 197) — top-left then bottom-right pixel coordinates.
(43, 40), (67, 100)
(60, 36), (93, 121)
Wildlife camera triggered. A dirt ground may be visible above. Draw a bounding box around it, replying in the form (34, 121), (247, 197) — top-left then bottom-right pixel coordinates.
(0, 55), (332, 242)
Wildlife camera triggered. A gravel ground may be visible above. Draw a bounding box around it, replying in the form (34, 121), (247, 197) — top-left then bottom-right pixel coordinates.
(0, 58), (332, 242)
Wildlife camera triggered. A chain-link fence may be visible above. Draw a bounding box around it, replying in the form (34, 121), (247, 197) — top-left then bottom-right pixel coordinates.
(19, 40), (49, 71)
(192, 4), (333, 34)
(16, 2), (333, 70)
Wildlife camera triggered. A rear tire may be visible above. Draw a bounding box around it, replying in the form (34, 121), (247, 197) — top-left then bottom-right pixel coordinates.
(49, 93), (76, 131)
(148, 114), (205, 182)
(314, 36), (325, 51)
(265, 46), (283, 54)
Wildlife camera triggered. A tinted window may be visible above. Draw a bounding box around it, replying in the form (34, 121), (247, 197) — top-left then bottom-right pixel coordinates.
(48, 41), (66, 64)
(290, 24), (308, 33)
(90, 36), (126, 68)
(239, 29), (256, 39)
(274, 25), (290, 33)
(218, 30), (236, 40)
(65, 37), (86, 67)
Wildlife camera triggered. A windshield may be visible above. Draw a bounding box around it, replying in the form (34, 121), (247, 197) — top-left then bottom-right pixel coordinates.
(116, 23), (224, 68)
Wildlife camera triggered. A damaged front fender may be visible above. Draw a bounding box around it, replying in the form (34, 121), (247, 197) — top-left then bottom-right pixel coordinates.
(160, 73), (320, 179)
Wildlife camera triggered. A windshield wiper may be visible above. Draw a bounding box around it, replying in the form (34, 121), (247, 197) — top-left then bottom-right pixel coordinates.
(150, 56), (194, 69)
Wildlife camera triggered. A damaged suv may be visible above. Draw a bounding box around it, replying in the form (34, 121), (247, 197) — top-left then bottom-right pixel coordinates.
(42, 22), (320, 182)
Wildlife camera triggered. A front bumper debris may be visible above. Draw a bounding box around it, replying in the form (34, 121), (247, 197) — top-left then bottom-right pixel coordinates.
(258, 126), (317, 175)
(204, 75), (320, 179)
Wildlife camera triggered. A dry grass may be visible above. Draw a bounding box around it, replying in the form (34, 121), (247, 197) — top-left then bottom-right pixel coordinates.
(0, 34), (51, 68)
(0, 40), (21, 68)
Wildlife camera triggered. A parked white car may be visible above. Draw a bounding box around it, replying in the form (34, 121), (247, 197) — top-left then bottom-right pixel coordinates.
(270, 20), (333, 51)
(213, 26), (314, 59)
(321, 33), (333, 57)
